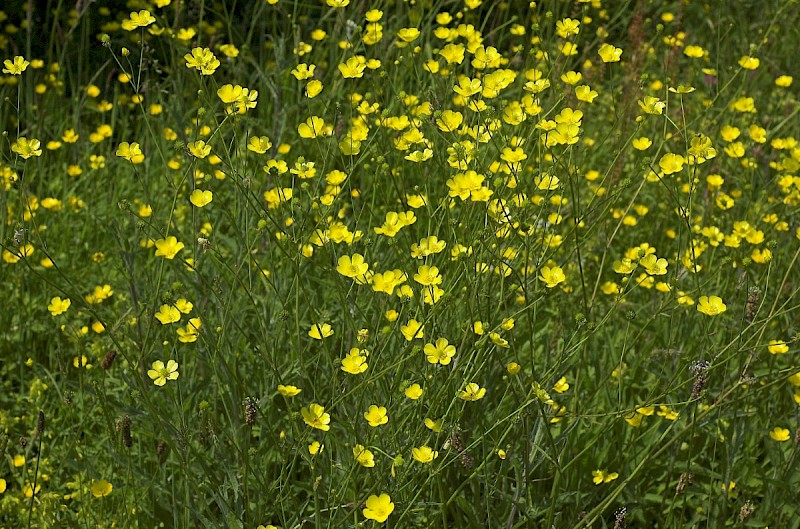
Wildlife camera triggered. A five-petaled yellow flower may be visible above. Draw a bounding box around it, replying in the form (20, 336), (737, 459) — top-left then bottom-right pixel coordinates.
(147, 359), (179, 386)
(154, 236), (185, 259)
(301, 403), (330, 431)
(90, 479), (113, 498)
(364, 405), (388, 427)
(769, 427), (790, 442)
(184, 47), (220, 75)
(697, 295), (726, 316)
(337, 254), (369, 278)
(309, 322), (334, 340)
(48, 296), (71, 316)
(539, 266), (566, 288)
(187, 140), (211, 158)
(412, 445), (438, 463)
(155, 304), (181, 324)
(459, 382), (487, 401)
(363, 493), (394, 523)
(592, 469), (619, 484)
(423, 338), (456, 365)
(12, 137), (42, 159)
(190, 189), (213, 207)
(3, 56), (30, 75)
(121, 10), (156, 31)
(116, 142), (145, 164)
(598, 43), (623, 63)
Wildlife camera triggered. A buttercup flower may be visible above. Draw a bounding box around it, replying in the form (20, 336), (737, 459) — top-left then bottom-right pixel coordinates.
(592, 469), (619, 484)
(90, 479), (113, 498)
(3, 56), (30, 74)
(116, 142), (145, 164)
(412, 445), (438, 463)
(423, 338), (456, 365)
(364, 405), (388, 427)
(48, 296), (71, 316)
(769, 427), (790, 442)
(277, 384), (302, 397)
(147, 359), (179, 386)
(697, 295), (726, 316)
(12, 137), (42, 159)
(309, 322), (334, 339)
(459, 382), (486, 401)
(598, 43), (623, 62)
(301, 403), (331, 431)
(363, 493), (394, 523)
(154, 236), (184, 259)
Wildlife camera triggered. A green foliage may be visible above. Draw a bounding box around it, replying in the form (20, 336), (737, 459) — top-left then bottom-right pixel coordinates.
(1, 0), (799, 527)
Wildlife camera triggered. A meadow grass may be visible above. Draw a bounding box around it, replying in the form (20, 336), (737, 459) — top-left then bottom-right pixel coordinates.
(1, 0), (799, 527)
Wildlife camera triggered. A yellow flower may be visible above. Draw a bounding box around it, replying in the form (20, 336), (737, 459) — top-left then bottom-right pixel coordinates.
(632, 137), (652, 150)
(48, 296), (71, 316)
(423, 338), (456, 365)
(190, 189), (213, 207)
(154, 236), (184, 259)
(116, 142), (144, 164)
(122, 10), (156, 31)
(436, 109), (463, 132)
(353, 444), (375, 467)
(738, 56), (760, 70)
(326, 0), (349, 6)
(399, 319), (424, 341)
(277, 384), (301, 397)
(298, 116), (328, 139)
(459, 382), (486, 401)
(12, 137), (42, 159)
(155, 304), (181, 324)
(341, 348), (368, 374)
(412, 445), (438, 463)
(147, 359), (179, 386)
(362, 493), (394, 523)
(338, 57), (366, 78)
(598, 43), (623, 63)
(3, 56), (30, 75)
(337, 254), (369, 278)
(291, 63), (316, 80)
(638, 96), (665, 115)
(767, 340), (789, 354)
(177, 317), (201, 343)
(308, 322), (334, 340)
(187, 140), (211, 158)
(571, 85), (596, 105)
(658, 153), (685, 175)
(305, 80), (323, 98)
(769, 427), (790, 442)
(555, 18), (580, 37)
(364, 405), (388, 427)
(683, 45), (706, 58)
(183, 47), (220, 75)
(453, 77), (482, 97)
(404, 383), (423, 399)
(624, 412), (644, 427)
(592, 469), (619, 484)
(539, 265), (565, 288)
(552, 376), (569, 393)
(301, 403), (330, 431)
(697, 295), (726, 316)
(90, 479), (113, 498)
(396, 28), (420, 42)
(639, 254), (668, 275)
